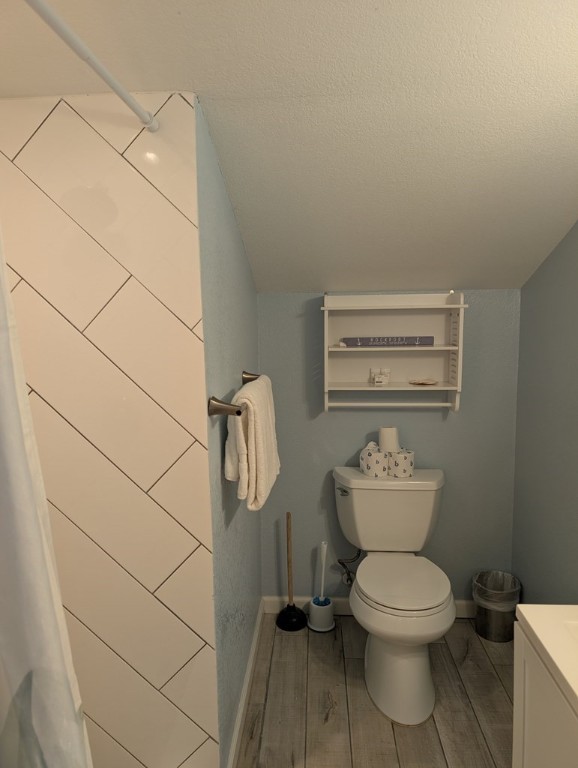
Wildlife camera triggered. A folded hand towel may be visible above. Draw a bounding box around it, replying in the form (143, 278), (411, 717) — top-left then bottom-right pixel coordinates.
(224, 375), (280, 510)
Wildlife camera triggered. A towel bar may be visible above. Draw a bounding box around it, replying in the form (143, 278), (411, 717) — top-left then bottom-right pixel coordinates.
(242, 370), (259, 384)
(207, 397), (246, 417)
(208, 371), (261, 417)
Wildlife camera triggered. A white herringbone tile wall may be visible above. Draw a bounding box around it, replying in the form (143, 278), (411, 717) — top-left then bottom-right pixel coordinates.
(0, 92), (218, 768)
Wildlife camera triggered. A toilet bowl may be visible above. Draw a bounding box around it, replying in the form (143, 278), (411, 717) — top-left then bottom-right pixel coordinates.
(349, 552), (455, 724)
(333, 466), (455, 725)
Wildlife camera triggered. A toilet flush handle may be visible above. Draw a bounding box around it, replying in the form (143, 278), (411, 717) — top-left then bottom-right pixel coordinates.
(336, 487), (349, 497)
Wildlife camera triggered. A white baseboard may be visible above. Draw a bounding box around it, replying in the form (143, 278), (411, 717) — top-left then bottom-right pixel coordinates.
(455, 599), (476, 618)
(262, 595), (476, 619)
(225, 598), (265, 768)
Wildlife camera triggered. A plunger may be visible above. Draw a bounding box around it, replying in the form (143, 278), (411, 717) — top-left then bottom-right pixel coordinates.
(276, 511), (307, 632)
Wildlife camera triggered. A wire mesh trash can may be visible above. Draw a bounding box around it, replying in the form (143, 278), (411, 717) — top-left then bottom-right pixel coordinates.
(472, 570), (521, 642)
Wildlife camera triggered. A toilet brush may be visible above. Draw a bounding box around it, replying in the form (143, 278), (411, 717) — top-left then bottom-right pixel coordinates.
(318, 540), (329, 604)
(308, 540), (335, 632)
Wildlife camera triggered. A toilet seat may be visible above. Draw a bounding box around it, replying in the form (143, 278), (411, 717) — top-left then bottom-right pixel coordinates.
(355, 554), (452, 617)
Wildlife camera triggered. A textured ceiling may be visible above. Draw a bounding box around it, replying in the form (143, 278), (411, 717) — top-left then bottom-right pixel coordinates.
(1, 0), (577, 291)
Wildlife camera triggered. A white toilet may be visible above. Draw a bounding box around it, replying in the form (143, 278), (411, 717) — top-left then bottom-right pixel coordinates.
(333, 466), (455, 725)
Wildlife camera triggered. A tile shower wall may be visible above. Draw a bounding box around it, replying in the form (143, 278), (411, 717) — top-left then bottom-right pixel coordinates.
(0, 93), (219, 768)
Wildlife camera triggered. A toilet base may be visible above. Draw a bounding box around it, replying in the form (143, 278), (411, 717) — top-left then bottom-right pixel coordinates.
(365, 634), (435, 725)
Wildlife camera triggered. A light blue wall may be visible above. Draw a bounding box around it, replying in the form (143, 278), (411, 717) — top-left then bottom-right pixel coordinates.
(258, 290), (520, 601)
(513, 220), (578, 603)
(196, 103), (260, 766)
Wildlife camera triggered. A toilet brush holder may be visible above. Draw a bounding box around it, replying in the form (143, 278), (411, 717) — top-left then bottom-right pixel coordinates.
(308, 596), (335, 632)
(309, 540), (334, 631)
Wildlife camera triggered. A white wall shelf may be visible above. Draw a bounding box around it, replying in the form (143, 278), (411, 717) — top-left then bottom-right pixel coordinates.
(329, 345), (459, 352)
(322, 291), (467, 411)
(327, 381), (458, 391)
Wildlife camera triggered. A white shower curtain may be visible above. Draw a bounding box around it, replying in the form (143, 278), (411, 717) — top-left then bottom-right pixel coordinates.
(0, 235), (92, 767)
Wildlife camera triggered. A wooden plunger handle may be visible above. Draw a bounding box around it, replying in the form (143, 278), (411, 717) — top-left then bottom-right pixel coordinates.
(286, 511), (294, 605)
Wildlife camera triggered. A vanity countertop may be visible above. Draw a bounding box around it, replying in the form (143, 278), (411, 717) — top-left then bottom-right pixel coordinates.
(516, 604), (578, 715)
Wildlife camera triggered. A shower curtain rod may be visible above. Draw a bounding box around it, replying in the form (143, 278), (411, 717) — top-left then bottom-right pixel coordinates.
(24, 0), (159, 132)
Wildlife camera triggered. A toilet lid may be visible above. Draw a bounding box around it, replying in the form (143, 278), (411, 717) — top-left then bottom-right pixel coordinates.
(355, 554), (450, 612)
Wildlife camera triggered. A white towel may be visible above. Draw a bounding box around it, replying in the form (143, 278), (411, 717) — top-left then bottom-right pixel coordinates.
(224, 375), (280, 511)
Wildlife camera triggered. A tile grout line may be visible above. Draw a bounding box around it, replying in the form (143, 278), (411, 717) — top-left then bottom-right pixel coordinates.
(119, 92), (199, 228)
(153, 547), (199, 594)
(254, 616), (277, 767)
(84, 713), (148, 767)
(131, 275), (204, 335)
(174, 736), (213, 768)
(339, 619), (355, 768)
(391, 713), (400, 766)
(431, 641), (456, 768)
(16, 277), (201, 441)
(81, 324), (202, 442)
(9, 144), (198, 332)
(28, 389), (201, 542)
(152, 599), (215, 652)
(432, 705), (451, 768)
(62, 94), (199, 228)
(53, 513), (211, 650)
(6, 153), (132, 279)
(63, 93), (171, 158)
(431, 713), (449, 768)
(177, 92), (196, 111)
(470, 617), (515, 707)
(120, 93), (173, 155)
(258, 613), (277, 768)
(121, 159), (199, 228)
(10, 98), (63, 163)
(152, 544), (216, 649)
(471, 616), (515, 709)
(304, 626), (310, 767)
(63, 98), (144, 154)
(4, 261), (25, 297)
(48, 498), (198, 598)
(121, 144), (199, 229)
(304, 624), (309, 768)
(448, 630), (500, 768)
(159, 642), (208, 692)
(81, 273), (133, 333)
(146, 441), (199, 494)
(64, 606), (214, 739)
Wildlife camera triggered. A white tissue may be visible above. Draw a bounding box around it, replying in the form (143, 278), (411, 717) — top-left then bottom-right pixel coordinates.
(388, 449), (415, 478)
(379, 427), (400, 453)
(359, 441), (389, 478)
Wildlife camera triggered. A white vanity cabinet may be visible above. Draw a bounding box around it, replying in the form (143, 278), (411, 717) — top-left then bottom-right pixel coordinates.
(322, 292), (466, 411)
(513, 605), (578, 768)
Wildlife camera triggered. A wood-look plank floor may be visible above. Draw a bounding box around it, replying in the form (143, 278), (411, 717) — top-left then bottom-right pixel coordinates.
(235, 616), (513, 768)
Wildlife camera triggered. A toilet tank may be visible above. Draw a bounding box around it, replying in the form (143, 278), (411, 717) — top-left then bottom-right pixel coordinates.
(333, 467), (445, 551)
